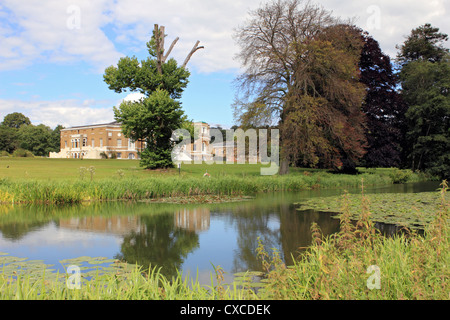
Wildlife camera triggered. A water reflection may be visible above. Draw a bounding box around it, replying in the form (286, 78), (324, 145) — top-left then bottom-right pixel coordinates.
(0, 181), (441, 280)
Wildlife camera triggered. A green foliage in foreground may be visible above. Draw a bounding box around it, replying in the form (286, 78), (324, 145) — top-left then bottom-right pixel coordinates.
(1, 183), (448, 300)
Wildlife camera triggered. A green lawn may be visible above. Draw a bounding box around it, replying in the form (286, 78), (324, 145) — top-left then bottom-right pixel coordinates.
(0, 158), (277, 181)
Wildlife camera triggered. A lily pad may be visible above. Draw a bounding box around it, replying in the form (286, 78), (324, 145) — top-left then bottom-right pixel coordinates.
(295, 191), (449, 229)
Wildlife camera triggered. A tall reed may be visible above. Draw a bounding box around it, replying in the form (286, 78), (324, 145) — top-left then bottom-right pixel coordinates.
(0, 171), (395, 205)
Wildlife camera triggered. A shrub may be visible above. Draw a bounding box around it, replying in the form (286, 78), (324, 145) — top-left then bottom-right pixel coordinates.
(12, 148), (34, 158)
(389, 168), (411, 184)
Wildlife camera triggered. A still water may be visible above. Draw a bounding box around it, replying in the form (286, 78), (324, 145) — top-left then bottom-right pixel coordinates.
(0, 181), (440, 283)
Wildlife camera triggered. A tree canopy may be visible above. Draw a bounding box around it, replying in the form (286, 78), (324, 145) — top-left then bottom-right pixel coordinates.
(0, 113), (62, 157)
(397, 24), (450, 179)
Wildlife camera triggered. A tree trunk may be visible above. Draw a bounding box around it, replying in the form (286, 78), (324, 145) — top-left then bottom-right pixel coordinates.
(279, 157), (290, 175)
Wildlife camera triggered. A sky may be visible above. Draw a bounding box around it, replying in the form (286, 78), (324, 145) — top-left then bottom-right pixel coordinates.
(0, 0), (449, 129)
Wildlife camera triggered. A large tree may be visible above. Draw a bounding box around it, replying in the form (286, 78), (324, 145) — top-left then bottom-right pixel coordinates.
(1, 112), (31, 129)
(18, 124), (55, 157)
(397, 24), (450, 179)
(0, 125), (18, 153)
(233, 0), (367, 173)
(359, 31), (407, 168)
(104, 25), (203, 169)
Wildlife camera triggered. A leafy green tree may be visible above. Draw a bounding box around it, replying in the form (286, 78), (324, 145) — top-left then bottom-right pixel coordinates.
(400, 57), (450, 178)
(396, 23), (449, 65)
(397, 24), (450, 179)
(115, 89), (186, 168)
(1, 112), (31, 129)
(104, 25), (202, 169)
(18, 124), (54, 157)
(50, 125), (64, 152)
(0, 125), (19, 153)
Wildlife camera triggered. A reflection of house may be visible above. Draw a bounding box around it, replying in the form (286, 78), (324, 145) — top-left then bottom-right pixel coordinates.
(174, 208), (210, 232)
(59, 216), (144, 235)
(49, 121), (145, 159)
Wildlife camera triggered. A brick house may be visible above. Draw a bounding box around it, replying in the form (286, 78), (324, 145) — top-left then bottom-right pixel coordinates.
(49, 121), (214, 161)
(49, 121), (145, 159)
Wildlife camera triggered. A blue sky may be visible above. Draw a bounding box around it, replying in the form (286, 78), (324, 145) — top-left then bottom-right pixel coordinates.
(0, 0), (448, 129)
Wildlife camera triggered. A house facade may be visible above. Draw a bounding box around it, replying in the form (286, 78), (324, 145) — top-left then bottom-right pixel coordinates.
(49, 121), (145, 159)
(49, 121), (215, 161)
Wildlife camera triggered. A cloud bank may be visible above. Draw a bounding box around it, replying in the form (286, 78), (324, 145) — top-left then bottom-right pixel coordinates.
(0, 0), (448, 128)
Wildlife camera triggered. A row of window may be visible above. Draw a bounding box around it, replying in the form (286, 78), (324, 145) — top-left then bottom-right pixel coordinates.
(71, 152), (136, 159)
(192, 142), (207, 152)
(67, 138), (136, 149)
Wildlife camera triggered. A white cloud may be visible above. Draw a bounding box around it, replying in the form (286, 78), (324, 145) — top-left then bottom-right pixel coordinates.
(316, 0), (449, 58)
(0, 0), (122, 72)
(122, 92), (146, 103)
(0, 0), (448, 73)
(0, 98), (115, 129)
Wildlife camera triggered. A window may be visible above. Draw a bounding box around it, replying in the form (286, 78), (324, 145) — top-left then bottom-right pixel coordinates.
(108, 132), (112, 137)
(91, 139), (95, 147)
(99, 138), (103, 147)
(117, 152), (122, 159)
(117, 139), (122, 147)
(128, 139), (135, 150)
(193, 144), (197, 151)
(202, 142), (206, 152)
(82, 138), (87, 147)
(65, 141), (67, 148)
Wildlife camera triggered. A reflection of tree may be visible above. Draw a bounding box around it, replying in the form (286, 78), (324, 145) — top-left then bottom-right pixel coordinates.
(0, 220), (51, 240)
(115, 213), (199, 279)
(221, 193), (299, 273)
(280, 209), (340, 265)
(219, 192), (342, 273)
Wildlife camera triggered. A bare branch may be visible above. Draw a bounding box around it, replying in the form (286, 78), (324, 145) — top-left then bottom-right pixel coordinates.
(182, 41), (204, 68)
(162, 37), (179, 63)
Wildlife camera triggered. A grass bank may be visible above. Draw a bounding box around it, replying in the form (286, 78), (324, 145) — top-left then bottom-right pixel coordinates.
(1, 182), (448, 300)
(0, 158), (435, 204)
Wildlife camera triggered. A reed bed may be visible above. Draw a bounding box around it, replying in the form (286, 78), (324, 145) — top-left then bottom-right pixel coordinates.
(0, 171), (397, 205)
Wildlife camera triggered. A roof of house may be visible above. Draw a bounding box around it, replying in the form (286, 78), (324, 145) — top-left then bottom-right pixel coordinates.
(61, 121), (122, 130)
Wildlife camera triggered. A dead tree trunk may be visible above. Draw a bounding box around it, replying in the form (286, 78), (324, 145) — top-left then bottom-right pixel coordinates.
(153, 24), (204, 74)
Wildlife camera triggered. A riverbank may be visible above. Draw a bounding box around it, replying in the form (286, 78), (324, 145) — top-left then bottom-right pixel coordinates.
(0, 159), (435, 204)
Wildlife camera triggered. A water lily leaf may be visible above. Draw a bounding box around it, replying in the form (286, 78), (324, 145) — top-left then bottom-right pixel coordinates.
(0, 256), (28, 264)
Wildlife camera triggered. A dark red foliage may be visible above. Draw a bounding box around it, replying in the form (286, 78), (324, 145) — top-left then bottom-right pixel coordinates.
(359, 33), (407, 167)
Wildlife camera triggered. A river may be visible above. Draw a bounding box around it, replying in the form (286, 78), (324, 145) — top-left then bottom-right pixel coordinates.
(0, 180), (440, 284)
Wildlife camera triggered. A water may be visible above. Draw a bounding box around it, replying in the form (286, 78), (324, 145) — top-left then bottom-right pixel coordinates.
(0, 181), (440, 283)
